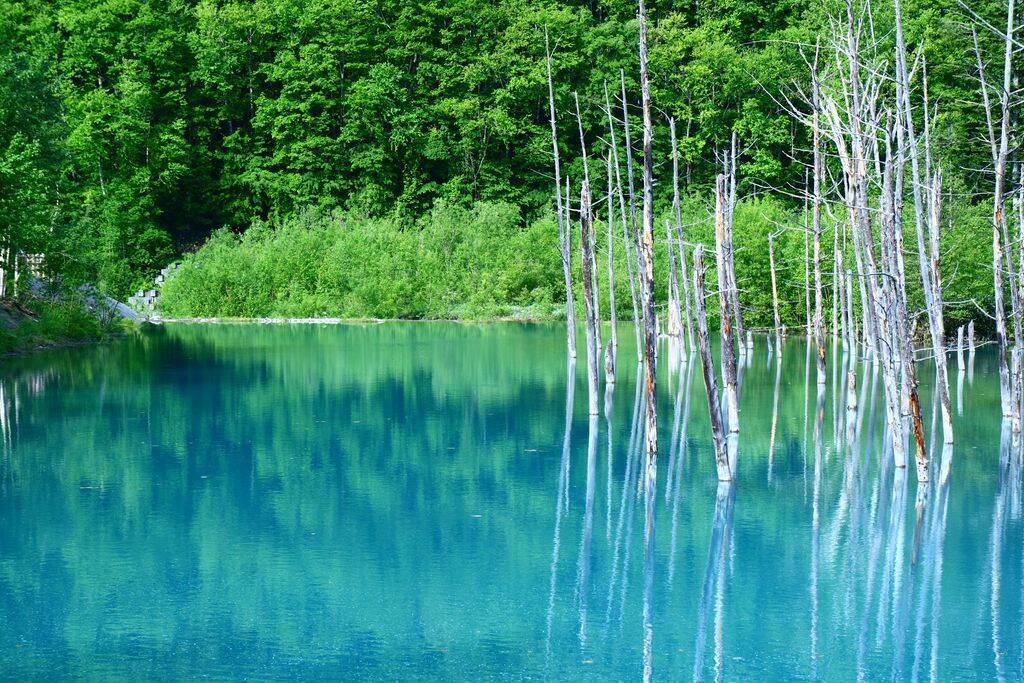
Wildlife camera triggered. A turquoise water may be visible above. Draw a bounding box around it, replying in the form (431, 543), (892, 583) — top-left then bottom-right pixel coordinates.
(0, 323), (1019, 679)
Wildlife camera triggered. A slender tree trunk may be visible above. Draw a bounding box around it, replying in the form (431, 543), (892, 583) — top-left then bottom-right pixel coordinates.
(893, 1), (953, 443)
(580, 180), (601, 416)
(545, 29), (576, 358)
(619, 72), (645, 364)
(725, 134), (744, 353)
(769, 232), (782, 343)
(692, 245), (731, 480)
(715, 174), (740, 433)
(666, 219), (683, 338)
(637, 0), (660, 501)
(670, 117), (695, 352)
(606, 153), (618, 383)
(604, 82), (642, 363)
(574, 93), (602, 359)
(811, 71), (826, 384)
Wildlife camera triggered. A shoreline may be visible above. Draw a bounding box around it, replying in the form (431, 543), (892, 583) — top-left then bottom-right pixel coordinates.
(151, 315), (562, 325)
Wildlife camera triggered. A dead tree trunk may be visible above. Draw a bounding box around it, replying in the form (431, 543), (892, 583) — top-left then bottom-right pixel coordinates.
(768, 231), (783, 345)
(971, 18), (1016, 422)
(692, 245), (731, 480)
(715, 174), (740, 433)
(666, 218), (683, 339)
(894, 2), (953, 443)
(605, 153), (618, 383)
(619, 72), (646, 364)
(604, 82), (643, 363)
(580, 180), (601, 416)
(637, 0), (660, 496)
(545, 29), (576, 358)
(574, 93), (601, 360)
(724, 134), (744, 354)
(670, 117), (695, 351)
(811, 68), (827, 385)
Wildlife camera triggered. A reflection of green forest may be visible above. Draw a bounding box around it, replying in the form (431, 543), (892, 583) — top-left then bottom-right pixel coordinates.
(0, 323), (1018, 678)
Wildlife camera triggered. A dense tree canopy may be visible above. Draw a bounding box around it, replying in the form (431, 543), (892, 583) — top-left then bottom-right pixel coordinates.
(0, 0), (1005, 309)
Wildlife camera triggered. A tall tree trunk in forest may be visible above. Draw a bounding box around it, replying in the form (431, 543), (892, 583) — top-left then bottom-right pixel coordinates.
(811, 67), (826, 385)
(604, 82), (643, 363)
(670, 118), (695, 351)
(894, 1), (953, 442)
(724, 134), (744, 355)
(666, 218), (683, 339)
(715, 174), (740, 433)
(605, 153), (618, 383)
(692, 245), (731, 480)
(580, 180), (601, 416)
(545, 29), (575, 358)
(768, 232), (782, 346)
(637, 0), (660, 504)
(619, 72), (645, 364)
(881, 124), (929, 480)
(971, 16), (1016, 423)
(574, 93), (602, 359)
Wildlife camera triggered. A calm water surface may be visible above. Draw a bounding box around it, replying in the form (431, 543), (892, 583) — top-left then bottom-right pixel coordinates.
(0, 323), (1019, 679)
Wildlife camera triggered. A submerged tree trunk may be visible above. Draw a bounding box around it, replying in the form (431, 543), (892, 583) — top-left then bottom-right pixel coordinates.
(545, 29), (575, 358)
(670, 117), (695, 351)
(604, 82), (642, 364)
(619, 73), (645, 365)
(768, 232), (782, 345)
(811, 69), (826, 385)
(605, 153), (618, 383)
(637, 0), (659, 503)
(715, 174), (740, 433)
(692, 245), (731, 480)
(580, 180), (601, 416)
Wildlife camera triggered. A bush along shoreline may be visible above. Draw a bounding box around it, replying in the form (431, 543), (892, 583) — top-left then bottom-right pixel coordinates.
(157, 196), (992, 331)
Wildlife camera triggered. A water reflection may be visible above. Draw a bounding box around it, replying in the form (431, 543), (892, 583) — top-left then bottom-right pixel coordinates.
(0, 325), (1021, 678)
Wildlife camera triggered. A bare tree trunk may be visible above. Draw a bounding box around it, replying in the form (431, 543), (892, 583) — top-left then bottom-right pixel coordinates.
(692, 245), (731, 480)
(637, 0), (660, 499)
(606, 153), (618, 383)
(619, 72), (645, 364)
(715, 174), (740, 433)
(836, 251), (847, 351)
(882, 124), (929, 480)
(803, 201), (812, 337)
(893, 1), (953, 443)
(725, 133), (744, 354)
(670, 117), (695, 352)
(574, 93), (602, 360)
(666, 219), (683, 339)
(810, 66), (827, 384)
(971, 15), (1016, 421)
(604, 82), (643, 363)
(956, 325), (965, 372)
(580, 180), (601, 416)
(769, 232), (782, 345)
(545, 29), (576, 358)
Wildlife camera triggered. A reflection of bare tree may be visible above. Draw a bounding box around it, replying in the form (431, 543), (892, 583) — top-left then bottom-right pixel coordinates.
(0, 378), (13, 491)
(668, 361), (696, 587)
(693, 482), (736, 682)
(810, 382), (825, 676)
(575, 415), (599, 648)
(545, 359), (576, 664)
(605, 382), (615, 541)
(768, 347), (781, 484)
(910, 443), (953, 680)
(607, 373), (644, 625)
(641, 467), (657, 683)
(988, 424), (1015, 682)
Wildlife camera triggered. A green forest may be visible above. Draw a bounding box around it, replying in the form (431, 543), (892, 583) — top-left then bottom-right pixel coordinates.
(0, 0), (1007, 326)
